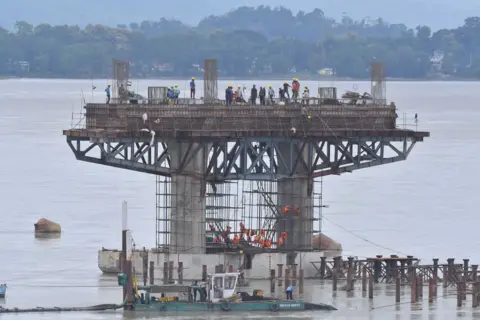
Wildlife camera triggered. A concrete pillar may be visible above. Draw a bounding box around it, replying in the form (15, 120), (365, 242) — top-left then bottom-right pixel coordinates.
(168, 141), (208, 254)
(276, 141), (313, 250)
(277, 178), (313, 250)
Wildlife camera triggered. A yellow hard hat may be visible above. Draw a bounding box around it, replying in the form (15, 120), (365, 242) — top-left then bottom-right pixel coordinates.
(238, 85), (241, 87)
(308, 115), (311, 119)
(107, 84), (111, 87)
(175, 84), (178, 87)
(268, 85), (271, 88)
(192, 77), (195, 80)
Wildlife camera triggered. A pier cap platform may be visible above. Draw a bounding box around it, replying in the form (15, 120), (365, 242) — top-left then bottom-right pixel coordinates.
(63, 98), (429, 180)
(64, 100), (429, 141)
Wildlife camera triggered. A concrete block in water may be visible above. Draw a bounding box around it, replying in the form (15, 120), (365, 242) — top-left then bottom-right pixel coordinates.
(34, 218), (61, 233)
(312, 234), (342, 252)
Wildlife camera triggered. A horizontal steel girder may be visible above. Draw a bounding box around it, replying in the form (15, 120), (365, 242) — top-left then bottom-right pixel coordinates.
(66, 136), (421, 180)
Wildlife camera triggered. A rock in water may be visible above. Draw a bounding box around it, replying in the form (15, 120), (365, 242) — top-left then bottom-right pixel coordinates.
(34, 218), (61, 233)
(312, 234), (342, 251)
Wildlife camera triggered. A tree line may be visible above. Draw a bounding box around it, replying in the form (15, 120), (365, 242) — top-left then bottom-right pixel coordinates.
(1, 6), (480, 79)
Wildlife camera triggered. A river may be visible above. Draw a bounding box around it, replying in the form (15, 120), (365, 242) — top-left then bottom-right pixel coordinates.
(0, 79), (479, 319)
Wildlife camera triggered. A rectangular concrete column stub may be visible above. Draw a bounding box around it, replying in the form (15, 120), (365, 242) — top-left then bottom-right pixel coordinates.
(168, 141), (209, 254)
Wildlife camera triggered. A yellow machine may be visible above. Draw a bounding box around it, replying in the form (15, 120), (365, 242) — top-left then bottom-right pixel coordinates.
(253, 289), (263, 297)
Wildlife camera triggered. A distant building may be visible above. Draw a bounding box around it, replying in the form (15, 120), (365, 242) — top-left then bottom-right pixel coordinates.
(18, 61), (30, 72)
(115, 34), (129, 50)
(192, 64), (204, 72)
(430, 50), (445, 72)
(152, 63), (174, 72)
(318, 68), (335, 76)
(362, 17), (380, 27)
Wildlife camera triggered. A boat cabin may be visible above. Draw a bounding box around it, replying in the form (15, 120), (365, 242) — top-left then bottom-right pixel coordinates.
(208, 272), (239, 303)
(0, 284), (6, 298)
(132, 273), (240, 305)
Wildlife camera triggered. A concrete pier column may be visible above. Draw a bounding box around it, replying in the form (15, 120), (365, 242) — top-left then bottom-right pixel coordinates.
(276, 142), (313, 250)
(168, 141), (208, 254)
(277, 178), (313, 250)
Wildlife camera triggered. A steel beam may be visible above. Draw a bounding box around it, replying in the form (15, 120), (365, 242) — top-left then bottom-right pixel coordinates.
(66, 135), (421, 180)
(66, 137), (171, 176)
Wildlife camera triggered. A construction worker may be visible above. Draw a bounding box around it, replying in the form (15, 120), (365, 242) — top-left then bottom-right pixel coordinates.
(250, 85), (258, 105)
(105, 84), (111, 104)
(190, 77), (196, 98)
(286, 285), (293, 300)
(225, 85), (234, 105)
(268, 85), (275, 104)
(302, 86), (310, 105)
(283, 82), (290, 100)
(236, 85), (245, 103)
(292, 78), (300, 101)
(167, 86), (174, 99)
(279, 87), (284, 102)
(173, 85), (180, 99)
(259, 86), (266, 105)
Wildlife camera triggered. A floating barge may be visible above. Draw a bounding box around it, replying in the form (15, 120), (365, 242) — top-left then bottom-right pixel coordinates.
(120, 272), (336, 313)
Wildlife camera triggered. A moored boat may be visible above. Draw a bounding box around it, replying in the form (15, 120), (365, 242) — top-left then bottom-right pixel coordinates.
(120, 272), (336, 312)
(0, 284), (6, 298)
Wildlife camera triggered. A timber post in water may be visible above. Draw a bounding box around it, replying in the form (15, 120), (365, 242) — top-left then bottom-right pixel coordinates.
(178, 262), (183, 284)
(149, 261), (154, 285)
(277, 264), (283, 287)
(120, 201), (134, 309)
(313, 255), (480, 309)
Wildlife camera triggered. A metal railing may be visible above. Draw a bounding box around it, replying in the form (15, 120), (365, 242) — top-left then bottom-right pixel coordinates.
(398, 112), (420, 131)
(101, 96), (393, 108)
(70, 111), (86, 130)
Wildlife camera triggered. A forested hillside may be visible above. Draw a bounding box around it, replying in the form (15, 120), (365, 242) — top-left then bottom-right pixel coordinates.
(1, 7), (479, 79)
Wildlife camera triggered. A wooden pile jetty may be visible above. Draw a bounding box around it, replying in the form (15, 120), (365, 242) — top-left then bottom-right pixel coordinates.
(311, 255), (480, 307)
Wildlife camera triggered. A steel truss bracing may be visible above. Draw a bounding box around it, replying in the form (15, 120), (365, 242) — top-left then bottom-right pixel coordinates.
(66, 136), (420, 181)
(67, 137), (171, 175)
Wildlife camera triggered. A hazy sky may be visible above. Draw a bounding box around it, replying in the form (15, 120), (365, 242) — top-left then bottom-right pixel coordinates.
(1, 0), (479, 30)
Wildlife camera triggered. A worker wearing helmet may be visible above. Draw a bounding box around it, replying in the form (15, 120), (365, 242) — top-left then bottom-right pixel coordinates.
(190, 77), (196, 99)
(268, 85), (275, 105)
(173, 85), (180, 99)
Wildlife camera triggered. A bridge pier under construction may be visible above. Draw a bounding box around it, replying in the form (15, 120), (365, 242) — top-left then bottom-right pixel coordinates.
(63, 59), (429, 272)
